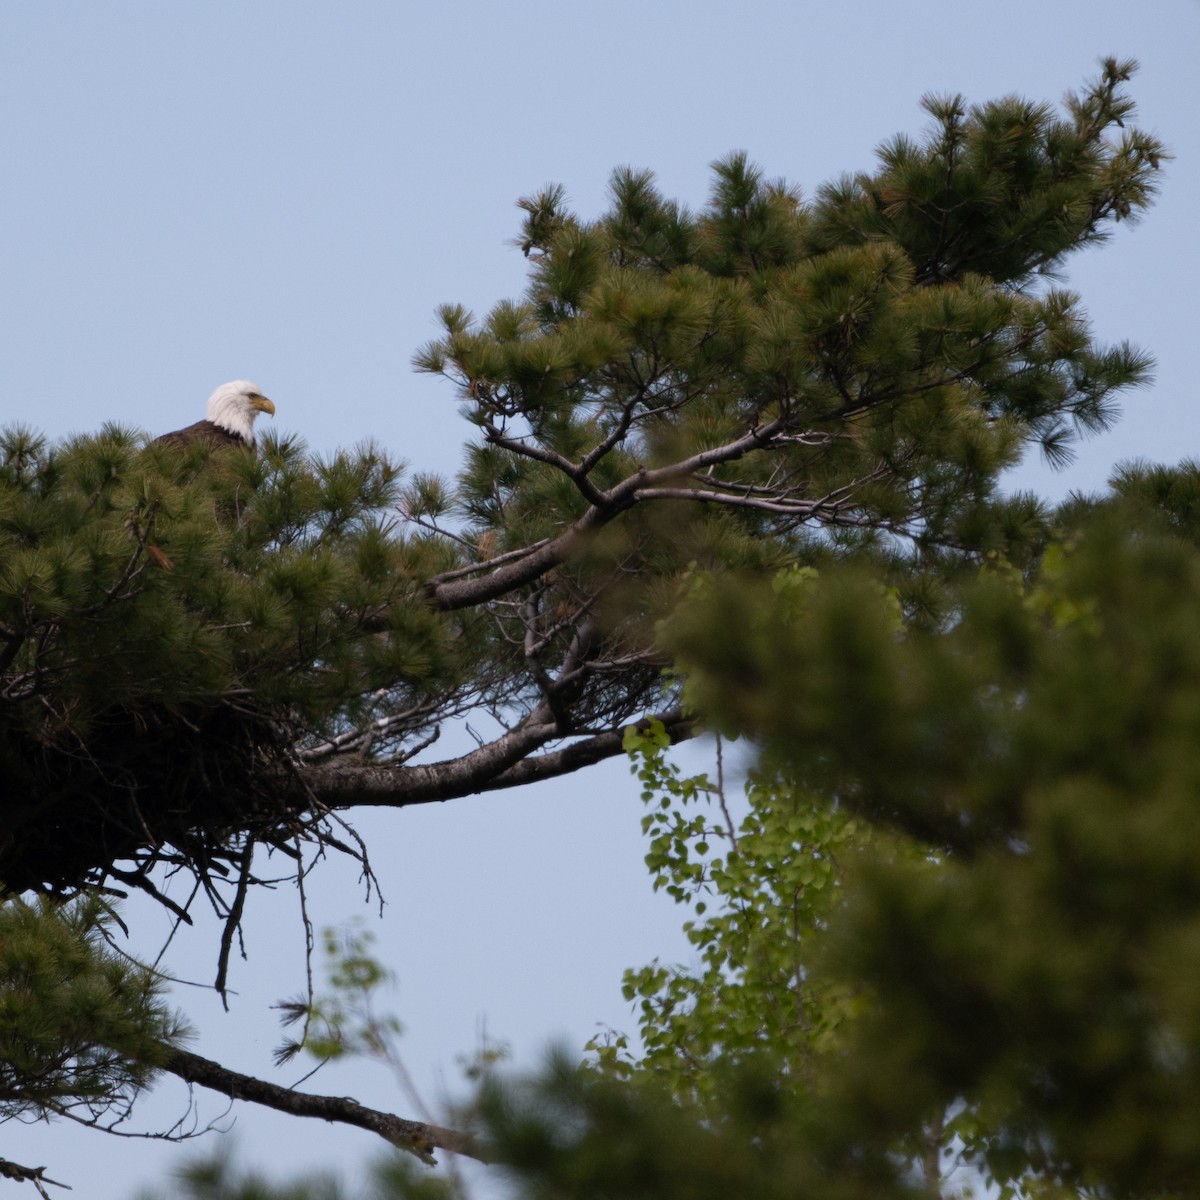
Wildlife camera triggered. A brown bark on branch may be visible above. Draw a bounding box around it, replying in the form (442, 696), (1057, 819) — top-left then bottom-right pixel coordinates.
(305, 708), (693, 809)
(424, 418), (786, 611)
(160, 1045), (488, 1166)
(0, 1157), (71, 1199)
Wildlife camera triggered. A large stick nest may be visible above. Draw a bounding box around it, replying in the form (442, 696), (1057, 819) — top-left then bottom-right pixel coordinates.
(0, 699), (347, 907)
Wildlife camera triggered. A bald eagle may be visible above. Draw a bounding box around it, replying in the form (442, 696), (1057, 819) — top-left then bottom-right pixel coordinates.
(155, 380), (276, 450)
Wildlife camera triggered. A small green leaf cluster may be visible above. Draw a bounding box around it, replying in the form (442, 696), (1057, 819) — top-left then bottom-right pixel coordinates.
(624, 717), (724, 908)
(602, 718), (900, 1106)
(274, 923), (402, 1068)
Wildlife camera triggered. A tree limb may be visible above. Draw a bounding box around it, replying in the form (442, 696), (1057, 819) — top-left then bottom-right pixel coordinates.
(160, 1045), (487, 1165)
(304, 709), (693, 809)
(0, 1158), (71, 1198)
(425, 416), (787, 611)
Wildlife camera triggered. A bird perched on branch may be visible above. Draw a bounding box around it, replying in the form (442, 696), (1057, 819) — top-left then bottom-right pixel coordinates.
(155, 380), (276, 451)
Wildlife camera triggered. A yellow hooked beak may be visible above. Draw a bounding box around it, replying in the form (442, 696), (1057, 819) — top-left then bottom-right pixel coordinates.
(250, 394), (276, 417)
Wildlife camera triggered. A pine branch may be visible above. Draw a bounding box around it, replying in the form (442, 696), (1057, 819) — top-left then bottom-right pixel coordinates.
(425, 416), (787, 611)
(158, 1045), (486, 1165)
(304, 708), (692, 809)
(0, 1158), (71, 1198)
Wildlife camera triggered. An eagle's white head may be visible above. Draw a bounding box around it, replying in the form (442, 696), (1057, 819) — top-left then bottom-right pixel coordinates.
(207, 380), (276, 444)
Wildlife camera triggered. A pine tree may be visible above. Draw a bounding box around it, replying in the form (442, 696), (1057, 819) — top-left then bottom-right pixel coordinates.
(2, 59), (1159, 904)
(662, 472), (1200, 1196)
(0, 59), (1169, 1189)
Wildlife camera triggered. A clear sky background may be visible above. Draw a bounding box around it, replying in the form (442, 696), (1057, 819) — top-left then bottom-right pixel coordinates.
(2, 2), (1197, 1197)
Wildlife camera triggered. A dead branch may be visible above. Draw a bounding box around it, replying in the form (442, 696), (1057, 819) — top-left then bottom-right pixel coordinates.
(159, 1045), (488, 1166)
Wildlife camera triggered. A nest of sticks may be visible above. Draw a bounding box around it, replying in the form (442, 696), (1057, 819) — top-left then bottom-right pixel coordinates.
(1, 698), (369, 935)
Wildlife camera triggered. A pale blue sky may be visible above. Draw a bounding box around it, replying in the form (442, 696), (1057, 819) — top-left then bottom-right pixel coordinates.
(3, 3), (1197, 1197)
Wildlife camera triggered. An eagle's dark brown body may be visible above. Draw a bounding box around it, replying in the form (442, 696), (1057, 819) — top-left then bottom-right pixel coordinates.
(154, 418), (251, 451)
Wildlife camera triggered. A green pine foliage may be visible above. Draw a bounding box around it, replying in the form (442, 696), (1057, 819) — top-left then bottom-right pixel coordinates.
(661, 473), (1200, 1196)
(419, 57), (1159, 568)
(810, 59), (1162, 282)
(0, 423), (458, 733)
(141, 1152), (456, 1200)
(0, 896), (185, 1125)
(0, 426), (471, 893)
